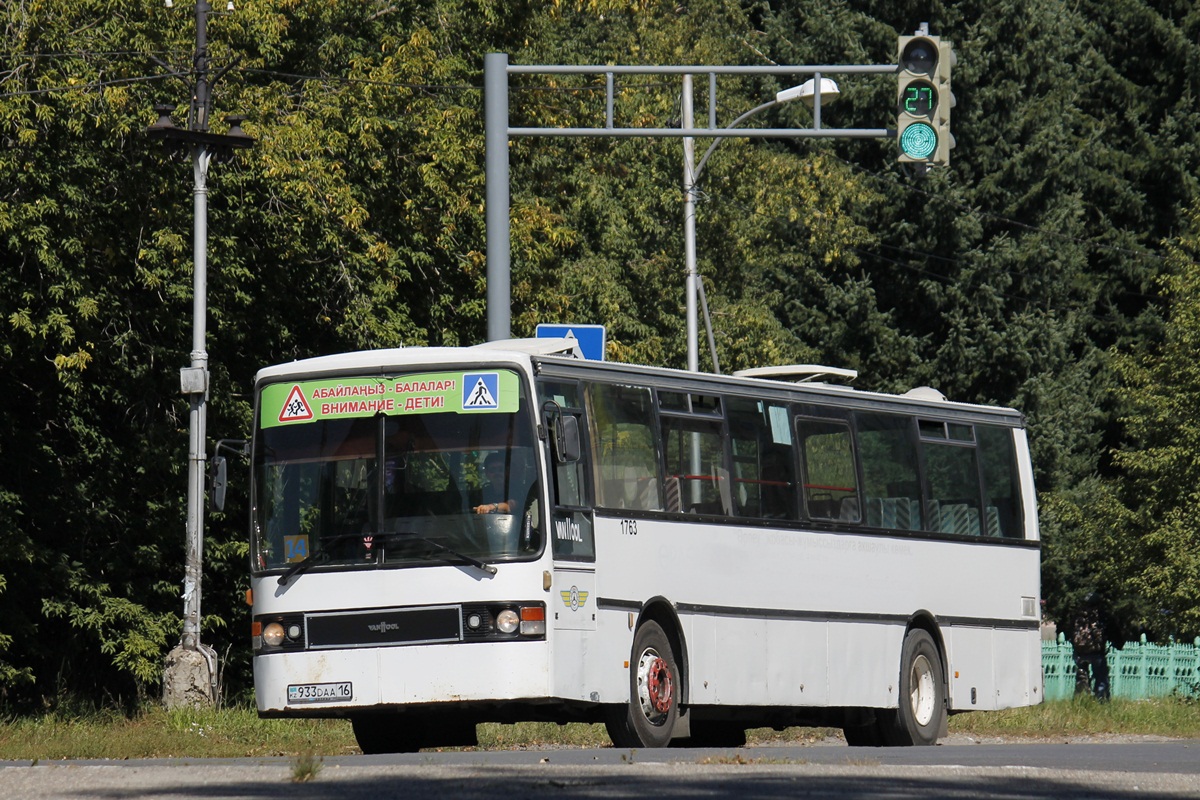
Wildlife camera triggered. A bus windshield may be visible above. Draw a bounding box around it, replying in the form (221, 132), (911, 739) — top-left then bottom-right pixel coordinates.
(252, 370), (540, 574)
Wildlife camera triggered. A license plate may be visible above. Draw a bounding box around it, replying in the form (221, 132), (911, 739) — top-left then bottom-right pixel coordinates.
(287, 682), (353, 704)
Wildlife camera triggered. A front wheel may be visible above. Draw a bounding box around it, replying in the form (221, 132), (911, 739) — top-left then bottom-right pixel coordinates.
(605, 620), (680, 748)
(879, 628), (946, 746)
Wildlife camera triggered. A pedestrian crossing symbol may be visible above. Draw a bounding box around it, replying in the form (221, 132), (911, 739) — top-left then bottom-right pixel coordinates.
(278, 384), (314, 423)
(462, 373), (499, 410)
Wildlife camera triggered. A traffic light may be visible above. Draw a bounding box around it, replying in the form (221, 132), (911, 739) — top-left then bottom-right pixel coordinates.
(897, 34), (955, 167)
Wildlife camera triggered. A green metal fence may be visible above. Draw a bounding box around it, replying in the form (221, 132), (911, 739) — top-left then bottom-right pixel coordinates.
(1042, 635), (1200, 701)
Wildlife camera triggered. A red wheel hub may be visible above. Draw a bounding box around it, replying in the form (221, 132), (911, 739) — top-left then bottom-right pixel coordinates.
(645, 656), (673, 713)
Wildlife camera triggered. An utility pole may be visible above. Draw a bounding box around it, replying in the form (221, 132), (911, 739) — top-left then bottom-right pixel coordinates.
(146, 0), (252, 710)
(681, 75), (699, 374)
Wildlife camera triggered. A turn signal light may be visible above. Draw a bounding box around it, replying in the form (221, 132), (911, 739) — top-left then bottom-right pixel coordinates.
(520, 605), (546, 636)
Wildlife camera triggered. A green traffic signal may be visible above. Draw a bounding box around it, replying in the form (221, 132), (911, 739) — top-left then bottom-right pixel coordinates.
(899, 122), (937, 160)
(897, 33), (953, 167)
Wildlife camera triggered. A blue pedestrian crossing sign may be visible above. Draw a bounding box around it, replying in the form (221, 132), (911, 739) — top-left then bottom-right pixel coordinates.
(536, 324), (606, 361)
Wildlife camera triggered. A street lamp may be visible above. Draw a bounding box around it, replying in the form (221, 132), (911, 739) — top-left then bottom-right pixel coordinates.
(681, 75), (839, 374)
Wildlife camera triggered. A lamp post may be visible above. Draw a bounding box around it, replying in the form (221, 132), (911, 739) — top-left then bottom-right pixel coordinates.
(146, 0), (253, 709)
(682, 75), (839, 375)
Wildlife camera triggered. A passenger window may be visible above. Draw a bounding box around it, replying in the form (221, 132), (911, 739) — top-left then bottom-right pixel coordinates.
(797, 418), (858, 522)
(727, 397), (796, 521)
(855, 413), (922, 531)
(977, 425), (1023, 538)
(923, 439), (983, 536)
(589, 383), (662, 511)
(661, 417), (728, 515)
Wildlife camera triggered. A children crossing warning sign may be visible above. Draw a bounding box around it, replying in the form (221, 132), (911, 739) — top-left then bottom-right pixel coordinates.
(278, 385), (314, 423)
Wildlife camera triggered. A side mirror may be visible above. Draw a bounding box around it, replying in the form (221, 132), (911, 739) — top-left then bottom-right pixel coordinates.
(542, 400), (582, 464)
(210, 455), (229, 512)
(209, 438), (248, 512)
(557, 415), (582, 464)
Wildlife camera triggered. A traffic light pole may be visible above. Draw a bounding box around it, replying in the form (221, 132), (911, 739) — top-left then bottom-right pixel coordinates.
(483, 57), (896, 368)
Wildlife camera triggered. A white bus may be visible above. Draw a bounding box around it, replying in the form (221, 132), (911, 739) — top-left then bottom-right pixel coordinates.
(249, 339), (1042, 752)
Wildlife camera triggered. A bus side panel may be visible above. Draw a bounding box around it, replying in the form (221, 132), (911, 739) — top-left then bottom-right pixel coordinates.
(549, 567), (600, 702)
(592, 608), (637, 704)
(945, 627), (1041, 712)
(765, 618), (830, 705)
(944, 627), (995, 711)
(827, 622), (903, 708)
(684, 618), (831, 706)
(995, 627), (1042, 709)
(685, 617), (766, 705)
(593, 512), (1040, 713)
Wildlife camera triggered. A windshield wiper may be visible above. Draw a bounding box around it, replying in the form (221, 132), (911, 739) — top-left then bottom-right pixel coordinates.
(275, 531), (368, 586)
(390, 531), (497, 576)
(276, 530), (497, 585)
(277, 549), (330, 586)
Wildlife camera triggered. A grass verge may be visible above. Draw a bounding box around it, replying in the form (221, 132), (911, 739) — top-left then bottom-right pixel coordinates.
(0, 697), (1195, 760)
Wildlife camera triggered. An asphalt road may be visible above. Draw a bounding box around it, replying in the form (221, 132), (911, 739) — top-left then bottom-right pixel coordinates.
(1, 739), (1197, 799)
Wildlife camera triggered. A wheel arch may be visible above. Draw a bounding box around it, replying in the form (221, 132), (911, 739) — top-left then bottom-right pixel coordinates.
(905, 610), (947, 673)
(636, 596), (689, 705)
(905, 610), (951, 728)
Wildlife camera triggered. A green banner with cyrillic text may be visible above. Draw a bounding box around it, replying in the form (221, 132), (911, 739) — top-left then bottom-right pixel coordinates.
(259, 370), (520, 428)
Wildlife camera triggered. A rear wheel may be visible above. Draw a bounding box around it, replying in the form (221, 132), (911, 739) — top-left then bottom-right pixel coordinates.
(879, 628), (945, 746)
(605, 620), (680, 748)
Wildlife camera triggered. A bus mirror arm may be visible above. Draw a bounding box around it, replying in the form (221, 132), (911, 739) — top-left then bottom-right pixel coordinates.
(210, 439), (249, 512)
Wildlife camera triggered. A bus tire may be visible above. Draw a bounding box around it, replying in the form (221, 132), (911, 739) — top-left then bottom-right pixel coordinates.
(605, 620), (680, 748)
(879, 628), (945, 746)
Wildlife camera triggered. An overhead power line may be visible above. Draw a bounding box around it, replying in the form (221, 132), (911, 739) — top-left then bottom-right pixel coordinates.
(0, 71), (188, 100)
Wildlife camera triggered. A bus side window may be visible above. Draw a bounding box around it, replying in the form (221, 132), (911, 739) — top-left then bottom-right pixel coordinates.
(726, 397), (796, 521)
(856, 413), (923, 531)
(589, 383), (662, 512)
(537, 383), (588, 510)
(661, 417), (728, 516)
(977, 424), (1023, 538)
(797, 417), (858, 522)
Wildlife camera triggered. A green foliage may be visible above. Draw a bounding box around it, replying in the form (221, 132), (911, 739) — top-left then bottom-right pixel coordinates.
(1076, 203), (1200, 639)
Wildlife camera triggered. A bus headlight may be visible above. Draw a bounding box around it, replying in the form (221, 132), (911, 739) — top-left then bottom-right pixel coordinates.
(262, 622), (286, 647)
(496, 609), (520, 634)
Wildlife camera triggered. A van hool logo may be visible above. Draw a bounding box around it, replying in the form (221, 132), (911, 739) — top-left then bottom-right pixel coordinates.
(367, 621), (400, 633)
